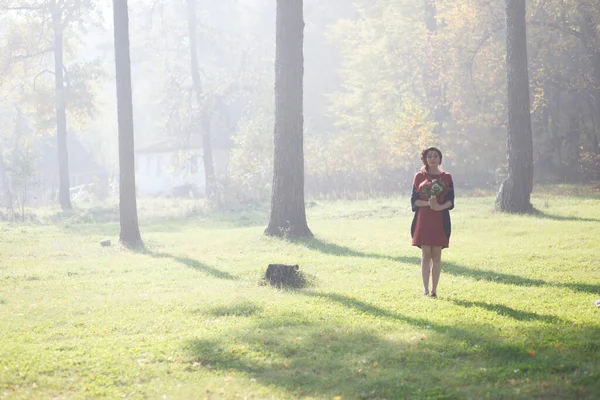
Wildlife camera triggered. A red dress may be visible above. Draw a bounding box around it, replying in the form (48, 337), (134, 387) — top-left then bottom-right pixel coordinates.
(410, 171), (454, 248)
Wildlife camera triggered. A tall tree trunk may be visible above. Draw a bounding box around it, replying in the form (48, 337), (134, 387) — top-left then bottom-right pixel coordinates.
(265, 0), (312, 238)
(422, 0), (447, 136)
(113, 0), (142, 248)
(578, 6), (600, 142)
(51, 4), (72, 210)
(496, 0), (534, 213)
(186, 0), (216, 200)
(424, 0), (438, 31)
(0, 150), (11, 210)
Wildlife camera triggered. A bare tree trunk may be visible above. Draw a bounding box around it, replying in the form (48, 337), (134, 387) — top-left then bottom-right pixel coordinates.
(424, 0), (437, 31)
(496, 0), (534, 213)
(186, 0), (216, 200)
(265, 0), (312, 238)
(0, 150), (11, 209)
(51, 4), (72, 210)
(578, 6), (600, 142)
(113, 0), (142, 248)
(422, 0), (448, 136)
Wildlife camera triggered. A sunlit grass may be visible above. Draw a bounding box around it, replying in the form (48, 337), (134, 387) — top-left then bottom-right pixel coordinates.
(1, 191), (599, 399)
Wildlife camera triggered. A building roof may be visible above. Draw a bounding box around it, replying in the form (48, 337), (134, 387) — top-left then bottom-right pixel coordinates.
(136, 135), (231, 154)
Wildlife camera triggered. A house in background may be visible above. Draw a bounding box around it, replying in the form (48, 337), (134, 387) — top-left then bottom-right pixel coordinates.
(135, 136), (229, 197)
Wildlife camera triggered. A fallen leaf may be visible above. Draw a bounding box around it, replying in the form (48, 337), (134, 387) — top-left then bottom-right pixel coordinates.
(554, 344), (561, 349)
(372, 362), (378, 367)
(528, 350), (536, 356)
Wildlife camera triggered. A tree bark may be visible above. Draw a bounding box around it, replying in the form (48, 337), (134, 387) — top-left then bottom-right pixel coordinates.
(578, 5), (600, 142)
(265, 0), (312, 238)
(424, 0), (438, 31)
(186, 0), (216, 200)
(113, 0), (142, 248)
(51, 4), (72, 210)
(496, 0), (534, 213)
(0, 150), (11, 209)
(422, 0), (448, 136)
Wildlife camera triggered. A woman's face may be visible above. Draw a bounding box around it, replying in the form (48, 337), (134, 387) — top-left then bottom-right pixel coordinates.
(425, 150), (441, 168)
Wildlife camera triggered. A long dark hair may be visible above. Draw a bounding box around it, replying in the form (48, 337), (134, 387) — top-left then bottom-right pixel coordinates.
(420, 147), (443, 173)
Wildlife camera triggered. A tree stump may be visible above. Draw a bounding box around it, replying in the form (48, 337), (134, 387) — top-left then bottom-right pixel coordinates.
(264, 264), (301, 288)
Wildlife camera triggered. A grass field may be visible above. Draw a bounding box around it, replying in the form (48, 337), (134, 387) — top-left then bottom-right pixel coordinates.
(1, 190), (599, 399)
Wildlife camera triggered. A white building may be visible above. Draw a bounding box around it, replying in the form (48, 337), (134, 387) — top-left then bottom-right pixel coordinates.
(135, 137), (228, 197)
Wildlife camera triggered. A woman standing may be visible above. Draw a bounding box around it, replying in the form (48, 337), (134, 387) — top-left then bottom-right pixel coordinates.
(410, 147), (454, 298)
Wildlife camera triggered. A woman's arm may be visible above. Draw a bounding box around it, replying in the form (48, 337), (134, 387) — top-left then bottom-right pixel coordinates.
(433, 200), (453, 211)
(410, 173), (426, 211)
(415, 199), (430, 208)
(431, 174), (454, 211)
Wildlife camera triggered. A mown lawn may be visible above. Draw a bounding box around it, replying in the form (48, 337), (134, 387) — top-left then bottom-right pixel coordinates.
(1, 191), (599, 399)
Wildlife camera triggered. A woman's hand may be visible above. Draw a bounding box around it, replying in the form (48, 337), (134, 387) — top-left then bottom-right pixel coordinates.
(429, 197), (439, 210)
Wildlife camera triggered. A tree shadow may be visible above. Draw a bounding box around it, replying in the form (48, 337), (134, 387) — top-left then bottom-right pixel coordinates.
(289, 236), (421, 264)
(448, 298), (565, 324)
(185, 290), (597, 398)
(289, 237), (600, 295)
(532, 209), (600, 223)
(138, 249), (238, 280)
(298, 290), (520, 354)
(444, 262), (600, 295)
(187, 330), (426, 398)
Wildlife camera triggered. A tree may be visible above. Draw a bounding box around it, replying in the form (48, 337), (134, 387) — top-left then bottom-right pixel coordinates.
(0, 0), (100, 210)
(51, 1), (72, 210)
(496, 0), (534, 213)
(265, 0), (312, 237)
(113, 0), (142, 247)
(185, 0), (216, 200)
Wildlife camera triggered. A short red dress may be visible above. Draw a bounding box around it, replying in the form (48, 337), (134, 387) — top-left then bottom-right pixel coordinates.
(410, 171), (454, 249)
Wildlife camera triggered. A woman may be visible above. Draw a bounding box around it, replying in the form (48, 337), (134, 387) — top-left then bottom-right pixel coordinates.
(410, 147), (454, 298)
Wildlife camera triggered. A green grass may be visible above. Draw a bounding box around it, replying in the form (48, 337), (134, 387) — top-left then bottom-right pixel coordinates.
(1, 192), (599, 399)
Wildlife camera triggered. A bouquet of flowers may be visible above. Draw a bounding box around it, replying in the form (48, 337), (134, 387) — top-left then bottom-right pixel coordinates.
(419, 179), (445, 198)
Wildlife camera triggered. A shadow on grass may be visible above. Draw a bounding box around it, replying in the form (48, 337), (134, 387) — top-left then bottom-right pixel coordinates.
(186, 290), (599, 398)
(291, 237), (599, 296)
(138, 249), (238, 280)
(448, 298), (565, 324)
(289, 236), (421, 265)
(532, 209), (600, 223)
(444, 262), (600, 295)
(187, 330), (421, 399)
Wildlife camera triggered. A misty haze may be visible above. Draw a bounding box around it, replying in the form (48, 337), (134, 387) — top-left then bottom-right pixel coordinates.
(1, 1), (599, 399)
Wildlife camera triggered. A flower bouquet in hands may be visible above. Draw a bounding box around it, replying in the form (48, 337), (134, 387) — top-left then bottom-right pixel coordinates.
(419, 179), (445, 198)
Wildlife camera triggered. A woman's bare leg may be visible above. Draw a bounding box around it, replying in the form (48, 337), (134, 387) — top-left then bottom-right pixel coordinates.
(431, 246), (443, 296)
(421, 246), (433, 294)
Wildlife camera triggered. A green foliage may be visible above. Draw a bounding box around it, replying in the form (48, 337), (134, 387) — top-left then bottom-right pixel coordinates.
(0, 0), (102, 132)
(322, 0), (600, 192)
(228, 112), (273, 202)
(1, 134), (39, 221)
